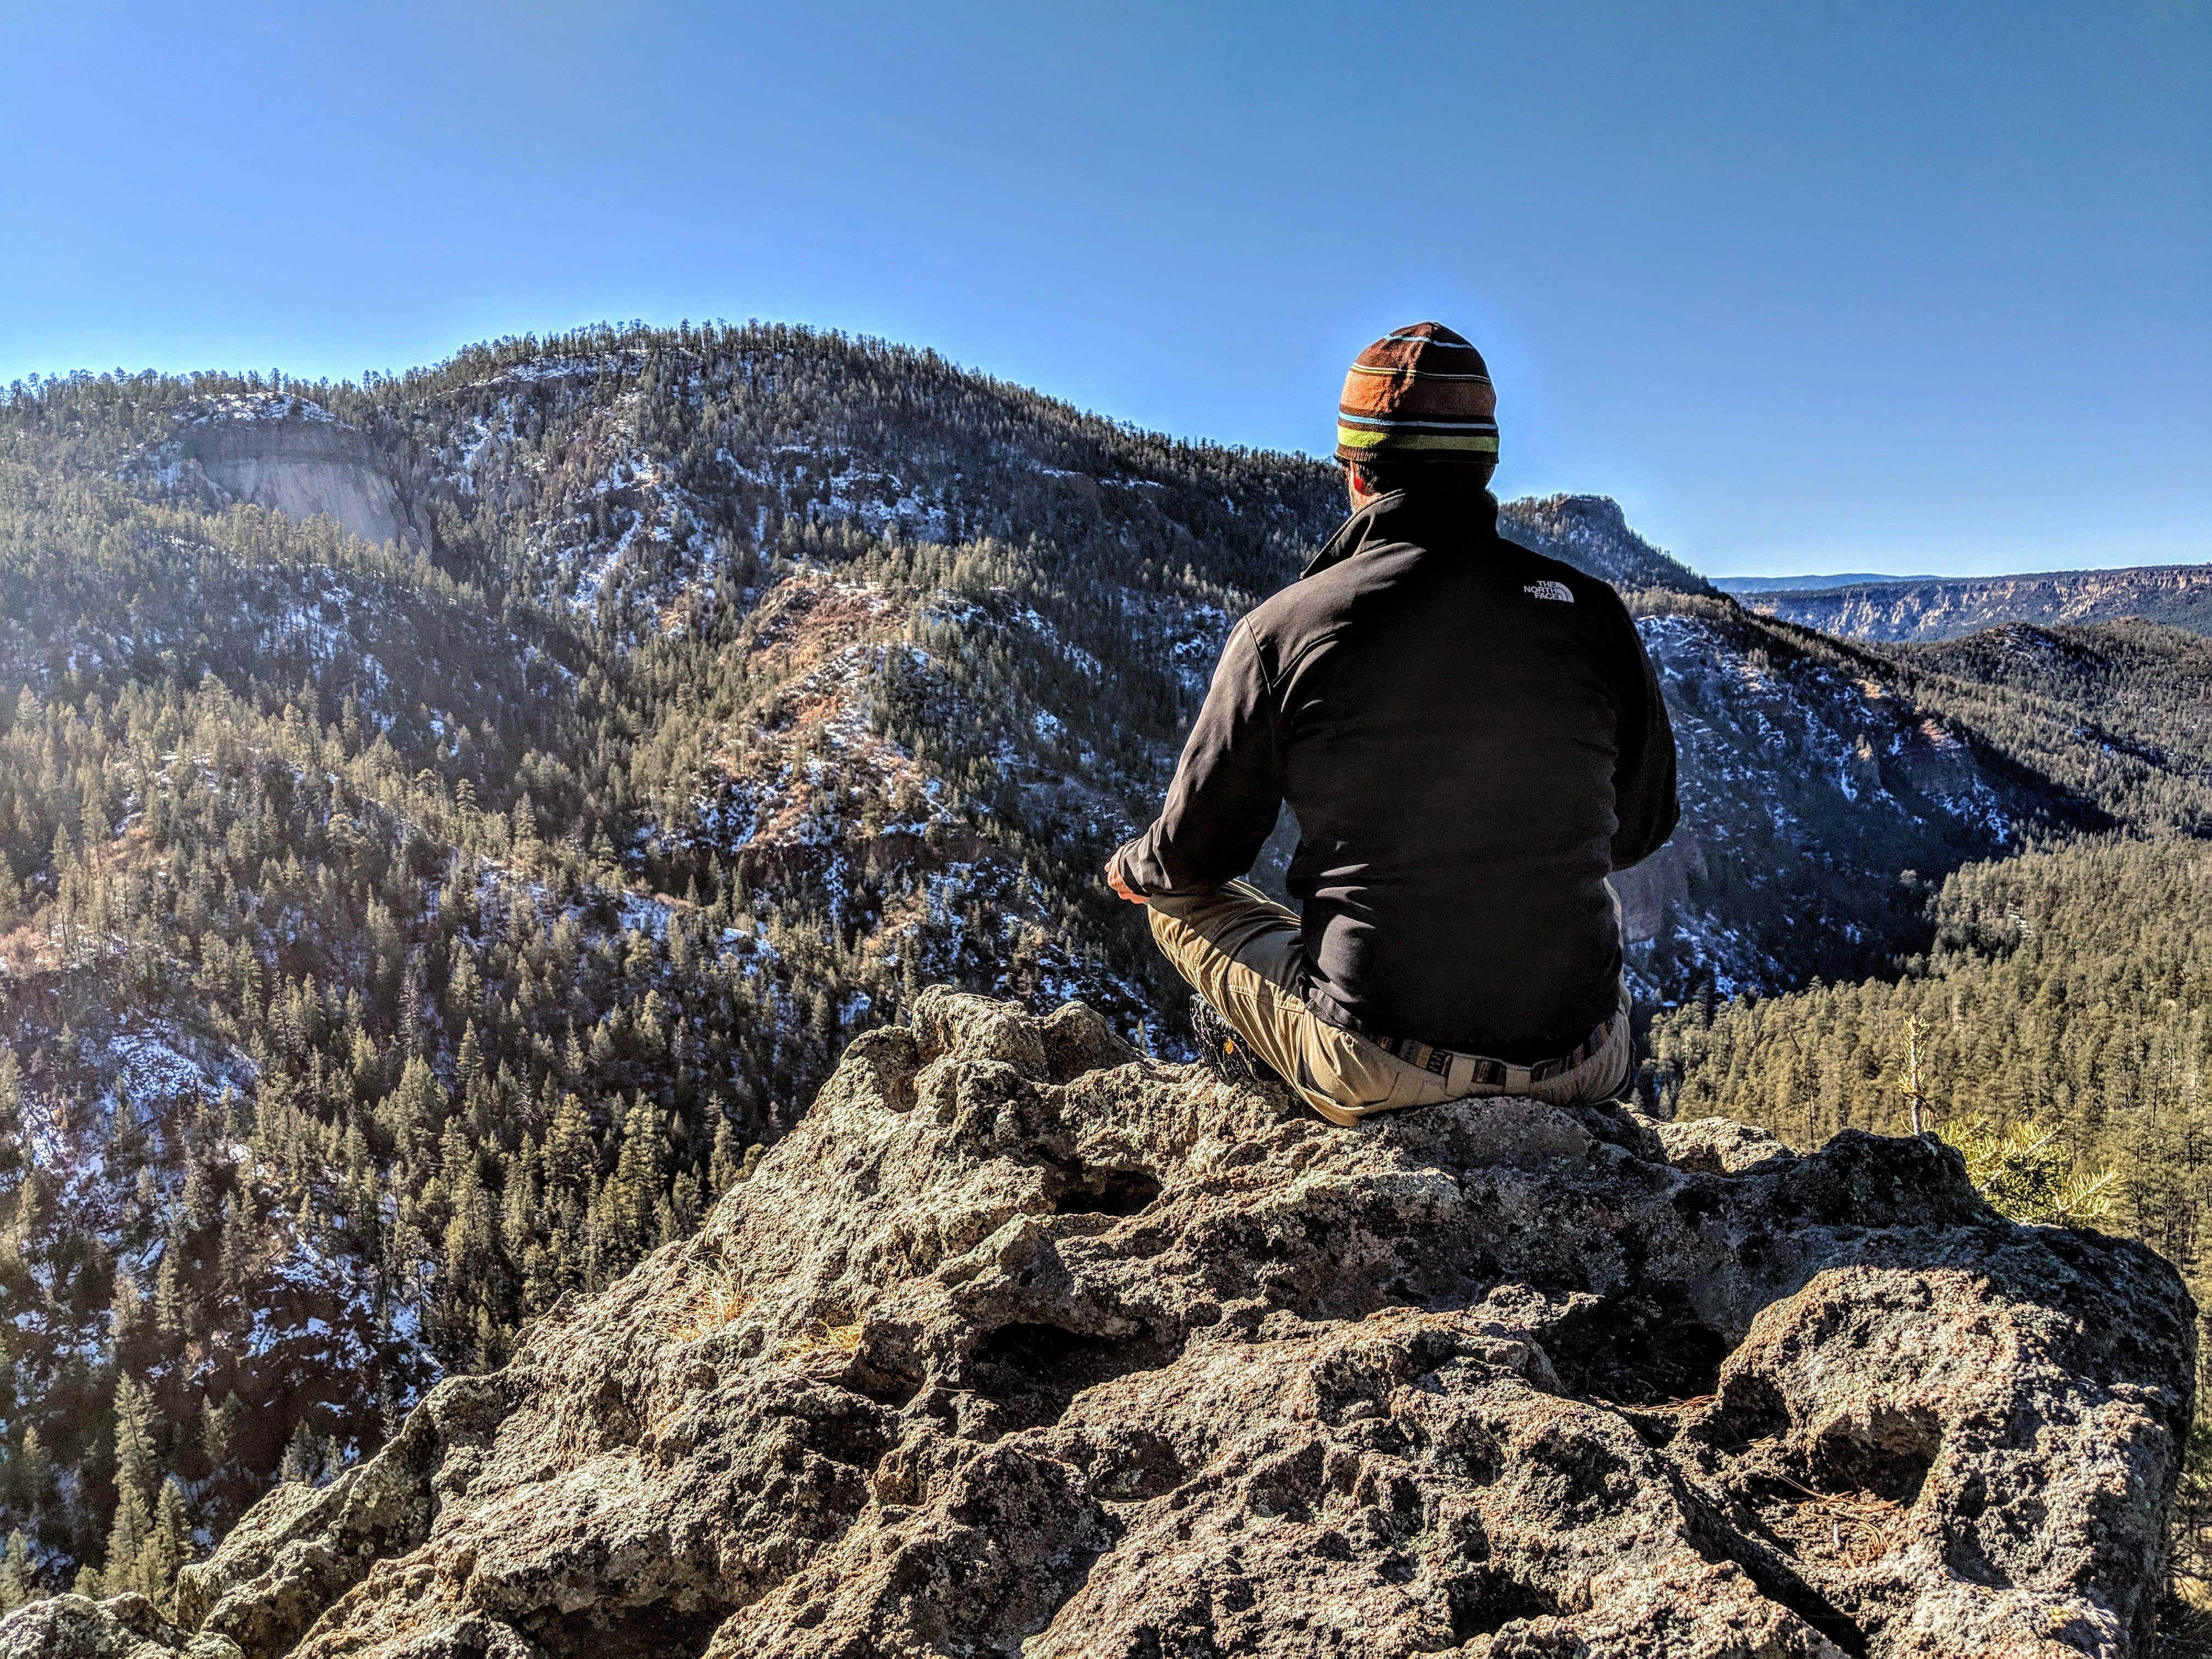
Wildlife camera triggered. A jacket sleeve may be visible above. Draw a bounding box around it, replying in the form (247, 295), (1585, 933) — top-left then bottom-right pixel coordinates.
(1110, 618), (1284, 895)
(1607, 603), (1681, 871)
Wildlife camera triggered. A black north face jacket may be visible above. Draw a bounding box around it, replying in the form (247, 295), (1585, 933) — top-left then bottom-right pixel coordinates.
(1110, 488), (1679, 1062)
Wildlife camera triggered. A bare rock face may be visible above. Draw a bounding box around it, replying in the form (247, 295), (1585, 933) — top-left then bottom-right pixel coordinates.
(1611, 831), (1705, 945)
(180, 417), (430, 551)
(101, 991), (2193, 1657)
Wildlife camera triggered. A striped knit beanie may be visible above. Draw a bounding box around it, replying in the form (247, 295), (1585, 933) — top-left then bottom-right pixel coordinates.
(1335, 321), (1498, 466)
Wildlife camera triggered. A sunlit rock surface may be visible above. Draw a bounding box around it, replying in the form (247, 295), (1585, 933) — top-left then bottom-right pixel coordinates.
(22, 988), (2189, 1659)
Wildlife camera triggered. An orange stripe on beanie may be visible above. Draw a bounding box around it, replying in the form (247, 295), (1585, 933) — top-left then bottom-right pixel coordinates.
(1336, 322), (1498, 464)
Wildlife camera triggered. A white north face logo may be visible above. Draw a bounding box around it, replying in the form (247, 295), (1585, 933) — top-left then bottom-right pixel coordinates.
(1523, 580), (1574, 603)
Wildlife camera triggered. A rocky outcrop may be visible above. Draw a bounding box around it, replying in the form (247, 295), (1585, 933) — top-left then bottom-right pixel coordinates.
(21, 989), (2192, 1658)
(1500, 495), (1718, 599)
(1612, 830), (1705, 944)
(0, 1591), (240, 1657)
(180, 415), (430, 551)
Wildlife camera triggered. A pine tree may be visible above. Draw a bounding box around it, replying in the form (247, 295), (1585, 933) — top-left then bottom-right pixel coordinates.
(443, 1173), (494, 1291)
(0, 1046), (21, 1167)
(112, 1375), (159, 1502)
(455, 1021), (484, 1100)
(708, 1115), (743, 1195)
(277, 1419), (324, 1487)
(143, 1477), (192, 1612)
(154, 1226), (190, 1343)
(399, 950), (425, 1060)
(108, 1267), (146, 1361)
(181, 1151), (220, 1233)
(99, 1479), (152, 1600)
(610, 1093), (665, 1258)
(13, 1428), (52, 1516)
(0, 1530), (33, 1611)
(218, 1194), (257, 1289)
(201, 1392), (245, 1474)
(108, 1079), (145, 1169)
(546, 1093), (595, 1197)
(501, 1142), (541, 1259)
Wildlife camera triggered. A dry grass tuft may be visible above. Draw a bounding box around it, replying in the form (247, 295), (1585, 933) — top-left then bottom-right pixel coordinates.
(776, 1318), (865, 1362)
(667, 1267), (752, 1345)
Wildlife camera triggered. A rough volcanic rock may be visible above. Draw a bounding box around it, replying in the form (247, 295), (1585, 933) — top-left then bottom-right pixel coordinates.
(91, 990), (2194, 1657)
(0, 1590), (241, 1657)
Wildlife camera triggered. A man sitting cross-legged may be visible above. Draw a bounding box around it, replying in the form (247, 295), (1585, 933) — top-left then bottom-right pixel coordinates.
(1106, 321), (1679, 1125)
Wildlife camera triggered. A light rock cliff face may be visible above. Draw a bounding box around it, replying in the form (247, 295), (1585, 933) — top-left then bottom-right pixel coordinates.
(182, 419), (430, 551)
(1744, 567), (2212, 644)
(1612, 832), (1705, 944)
(8, 990), (2192, 1659)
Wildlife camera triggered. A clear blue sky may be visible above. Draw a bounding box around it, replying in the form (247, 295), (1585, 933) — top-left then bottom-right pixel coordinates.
(4, 2), (2205, 577)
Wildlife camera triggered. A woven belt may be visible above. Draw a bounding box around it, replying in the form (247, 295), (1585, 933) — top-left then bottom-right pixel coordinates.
(1300, 982), (1617, 1094)
(1374, 1020), (1611, 1091)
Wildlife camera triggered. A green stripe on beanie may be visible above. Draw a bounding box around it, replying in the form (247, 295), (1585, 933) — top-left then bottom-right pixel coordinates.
(1335, 322), (1499, 465)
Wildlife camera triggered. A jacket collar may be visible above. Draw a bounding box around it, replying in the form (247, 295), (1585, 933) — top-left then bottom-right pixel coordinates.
(1301, 487), (1502, 579)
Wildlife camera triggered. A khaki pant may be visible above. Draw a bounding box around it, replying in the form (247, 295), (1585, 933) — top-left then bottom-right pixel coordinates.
(1148, 881), (1633, 1126)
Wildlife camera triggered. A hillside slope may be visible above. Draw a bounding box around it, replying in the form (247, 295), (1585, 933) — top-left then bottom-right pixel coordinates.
(1501, 493), (1715, 596)
(1883, 622), (2212, 833)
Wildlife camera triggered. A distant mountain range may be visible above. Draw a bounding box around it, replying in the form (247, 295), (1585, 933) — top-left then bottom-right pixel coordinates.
(1713, 572), (1940, 592)
(1735, 563), (2212, 641)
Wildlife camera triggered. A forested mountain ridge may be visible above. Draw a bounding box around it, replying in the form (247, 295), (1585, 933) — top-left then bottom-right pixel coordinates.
(1883, 621), (2212, 833)
(1, 320), (2208, 1611)
(1744, 561), (2212, 641)
(0, 326), (1355, 1599)
(1647, 836), (2212, 1167)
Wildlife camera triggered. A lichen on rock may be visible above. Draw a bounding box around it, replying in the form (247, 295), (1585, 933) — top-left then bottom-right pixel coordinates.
(15, 988), (2192, 1658)
(0, 1590), (241, 1658)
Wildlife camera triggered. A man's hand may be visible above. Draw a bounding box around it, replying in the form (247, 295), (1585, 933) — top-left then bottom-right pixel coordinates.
(1105, 858), (1147, 904)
